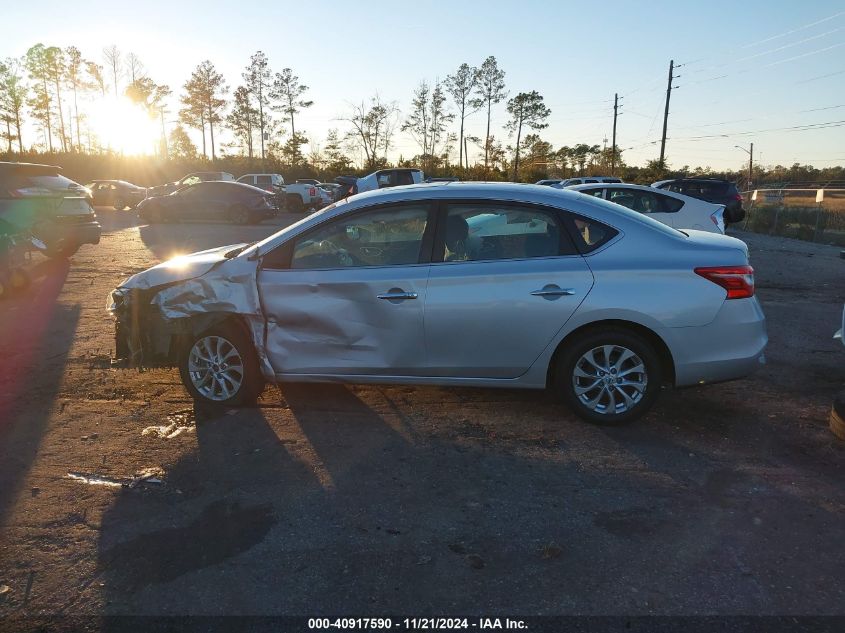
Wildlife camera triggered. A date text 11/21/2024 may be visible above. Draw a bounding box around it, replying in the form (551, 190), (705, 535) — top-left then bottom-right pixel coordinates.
(307, 618), (528, 630)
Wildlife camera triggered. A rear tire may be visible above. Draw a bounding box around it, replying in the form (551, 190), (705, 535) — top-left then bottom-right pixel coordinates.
(555, 327), (662, 425)
(286, 194), (304, 213)
(113, 198), (127, 211)
(179, 322), (264, 406)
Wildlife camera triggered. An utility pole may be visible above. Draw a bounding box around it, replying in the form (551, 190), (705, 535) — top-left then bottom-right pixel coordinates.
(658, 59), (674, 174)
(611, 93), (619, 176)
(735, 143), (754, 189)
(748, 142), (753, 188)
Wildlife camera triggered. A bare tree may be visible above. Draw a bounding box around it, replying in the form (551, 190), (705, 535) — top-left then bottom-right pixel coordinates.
(342, 96), (399, 170)
(444, 63), (479, 169)
(471, 56), (507, 172)
(402, 80), (454, 173)
(102, 45), (122, 97)
(124, 52), (145, 83)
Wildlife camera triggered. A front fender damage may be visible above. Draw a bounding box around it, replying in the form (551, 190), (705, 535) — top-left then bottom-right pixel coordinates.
(112, 260), (274, 379)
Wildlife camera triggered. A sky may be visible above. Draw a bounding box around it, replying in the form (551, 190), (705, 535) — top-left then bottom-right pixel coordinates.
(4, 0), (845, 170)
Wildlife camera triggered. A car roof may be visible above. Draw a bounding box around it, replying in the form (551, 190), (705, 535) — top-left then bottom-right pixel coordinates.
(249, 181), (688, 258)
(0, 161), (62, 173)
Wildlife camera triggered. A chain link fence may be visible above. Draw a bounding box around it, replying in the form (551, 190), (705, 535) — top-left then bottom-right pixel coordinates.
(741, 188), (845, 246)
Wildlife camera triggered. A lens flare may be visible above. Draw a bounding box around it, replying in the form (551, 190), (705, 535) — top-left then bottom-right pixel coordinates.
(88, 97), (159, 155)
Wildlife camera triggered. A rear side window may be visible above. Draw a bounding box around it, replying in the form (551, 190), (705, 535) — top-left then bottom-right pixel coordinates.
(562, 213), (618, 254)
(443, 203), (578, 261)
(256, 175), (272, 185)
(237, 175), (252, 184)
(579, 188), (604, 198)
(659, 193), (684, 213)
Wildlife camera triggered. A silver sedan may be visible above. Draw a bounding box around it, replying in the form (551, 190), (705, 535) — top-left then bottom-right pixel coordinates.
(109, 182), (767, 424)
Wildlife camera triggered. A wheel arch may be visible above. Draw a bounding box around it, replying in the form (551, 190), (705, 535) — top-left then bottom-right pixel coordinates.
(546, 319), (676, 388)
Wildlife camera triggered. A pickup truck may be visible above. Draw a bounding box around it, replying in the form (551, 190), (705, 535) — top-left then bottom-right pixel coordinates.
(334, 168), (424, 199)
(282, 180), (330, 212)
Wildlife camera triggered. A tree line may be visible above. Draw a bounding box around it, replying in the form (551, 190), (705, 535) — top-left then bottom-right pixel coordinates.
(1, 44), (843, 186)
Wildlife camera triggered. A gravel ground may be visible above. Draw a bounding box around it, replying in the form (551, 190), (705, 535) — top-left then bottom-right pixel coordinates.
(0, 213), (843, 628)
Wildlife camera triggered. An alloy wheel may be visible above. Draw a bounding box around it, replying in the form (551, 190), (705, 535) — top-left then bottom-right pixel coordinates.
(572, 344), (647, 415)
(187, 335), (245, 401)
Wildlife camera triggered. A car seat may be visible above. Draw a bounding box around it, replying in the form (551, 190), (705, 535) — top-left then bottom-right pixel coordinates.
(445, 214), (469, 261)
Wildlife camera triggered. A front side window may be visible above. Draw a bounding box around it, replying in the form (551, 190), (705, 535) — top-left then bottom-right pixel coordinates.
(291, 204), (430, 269)
(442, 203), (575, 262)
(256, 175), (272, 185)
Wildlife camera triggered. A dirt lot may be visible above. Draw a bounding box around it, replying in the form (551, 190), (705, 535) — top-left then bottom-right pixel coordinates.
(0, 211), (843, 627)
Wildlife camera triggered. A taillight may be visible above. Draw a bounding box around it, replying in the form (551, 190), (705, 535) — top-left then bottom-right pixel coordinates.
(694, 266), (754, 299)
(309, 187), (316, 197)
(733, 193), (743, 202)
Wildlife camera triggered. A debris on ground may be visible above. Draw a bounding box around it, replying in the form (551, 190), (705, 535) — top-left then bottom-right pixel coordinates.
(66, 466), (166, 489)
(541, 542), (563, 560)
(141, 409), (195, 439)
(0, 584), (11, 603)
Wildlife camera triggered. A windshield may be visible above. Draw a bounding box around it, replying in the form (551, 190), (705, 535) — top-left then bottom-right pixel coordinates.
(241, 199), (348, 258)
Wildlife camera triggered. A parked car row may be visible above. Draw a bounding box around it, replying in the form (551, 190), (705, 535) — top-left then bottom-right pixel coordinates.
(539, 175), (745, 234)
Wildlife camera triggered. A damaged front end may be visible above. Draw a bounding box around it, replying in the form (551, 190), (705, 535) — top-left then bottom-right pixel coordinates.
(108, 244), (272, 375)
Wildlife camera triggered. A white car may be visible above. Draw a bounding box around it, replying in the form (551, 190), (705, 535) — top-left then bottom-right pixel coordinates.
(567, 182), (725, 234)
(558, 176), (623, 187)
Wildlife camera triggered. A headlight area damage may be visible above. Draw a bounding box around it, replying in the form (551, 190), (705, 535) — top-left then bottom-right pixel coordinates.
(108, 247), (274, 378)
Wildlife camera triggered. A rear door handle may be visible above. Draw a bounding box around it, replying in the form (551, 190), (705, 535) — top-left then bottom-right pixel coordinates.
(531, 285), (575, 298)
(377, 289), (418, 301)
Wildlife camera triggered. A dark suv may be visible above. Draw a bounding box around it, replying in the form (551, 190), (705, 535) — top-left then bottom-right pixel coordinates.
(0, 162), (101, 258)
(652, 178), (745, 225)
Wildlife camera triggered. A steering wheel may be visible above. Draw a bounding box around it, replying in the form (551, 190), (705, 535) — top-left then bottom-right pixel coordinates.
(316, 239), (356, 266)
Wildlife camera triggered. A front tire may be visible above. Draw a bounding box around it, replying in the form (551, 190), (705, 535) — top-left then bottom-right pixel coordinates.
(179, 323), (264, 406)
(113, 198), (126, 211)
(555, 328), (662, 425)
(229, 204), (251, 225)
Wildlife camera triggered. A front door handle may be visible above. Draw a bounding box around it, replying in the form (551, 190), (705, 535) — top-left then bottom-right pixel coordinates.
(377, 288), (418, 302)
(530, 285), (575, 299)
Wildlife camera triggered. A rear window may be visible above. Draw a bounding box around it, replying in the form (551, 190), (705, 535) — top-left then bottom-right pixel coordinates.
(563, 213), (618, 253)
(24, 174), (81, 191)
(698, 182), (729, 196)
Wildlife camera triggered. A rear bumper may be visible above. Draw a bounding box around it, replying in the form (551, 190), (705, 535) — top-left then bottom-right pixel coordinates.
(668, 296), (767, 387)
(40, 219), (102, 247)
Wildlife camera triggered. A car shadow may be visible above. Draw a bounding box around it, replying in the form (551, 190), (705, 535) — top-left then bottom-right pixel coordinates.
(88, 381), (845, 619)
(0, 258), (79, 524)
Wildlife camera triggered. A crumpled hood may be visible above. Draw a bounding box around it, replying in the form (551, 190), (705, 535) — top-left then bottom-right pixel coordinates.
(119, 243), (247, 290)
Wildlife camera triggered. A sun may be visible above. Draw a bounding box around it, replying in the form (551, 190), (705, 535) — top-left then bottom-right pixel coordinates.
(88, 97), (160, 155)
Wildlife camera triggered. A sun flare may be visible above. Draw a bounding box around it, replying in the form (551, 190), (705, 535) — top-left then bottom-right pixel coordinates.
(88, 97), (160, 155)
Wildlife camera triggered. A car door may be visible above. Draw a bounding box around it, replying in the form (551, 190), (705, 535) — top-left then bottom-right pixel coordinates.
(606, 187), (676, 228)
(424, 201), (594, 379)
(191, 183), (229, 222)
(257, 202), (435, 376)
